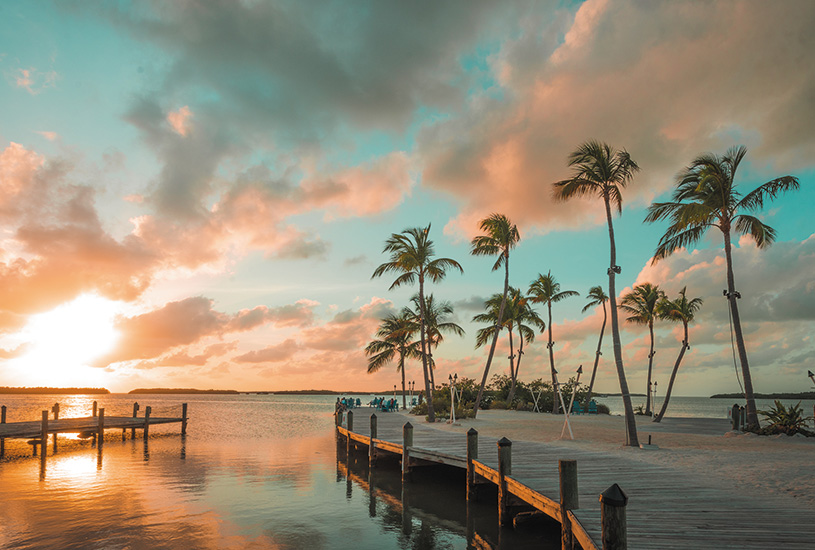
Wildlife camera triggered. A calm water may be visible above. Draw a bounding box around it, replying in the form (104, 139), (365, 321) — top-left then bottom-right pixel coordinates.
(594, 394), (815, 419)
(0, 394), (555, 550)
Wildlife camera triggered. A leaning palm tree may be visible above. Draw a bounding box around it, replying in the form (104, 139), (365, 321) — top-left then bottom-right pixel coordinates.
(645, 145), (799, 430)
(470, 213), (520, 415)
(582, 285), (608, 409)
(653, 288), (703, 422)
(373, 224), (463, 422)
(528, 271), (578, 413)
(619, 283), (664, 416)
(553, 140), (640, 446)
(506, 290), (544, 403)
(473, 290), (516, 400)
(409, 293), (465, 388)
(365, 312), (422, 410)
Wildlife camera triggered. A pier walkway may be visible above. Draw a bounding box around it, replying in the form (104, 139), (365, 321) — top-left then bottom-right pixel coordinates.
(339, 407), (815, 550)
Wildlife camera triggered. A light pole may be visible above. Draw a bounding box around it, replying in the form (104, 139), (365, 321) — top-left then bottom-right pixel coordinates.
(652, 381), (658, 415)
(393, 385), (397, 399)
(448, 373), (458, 424)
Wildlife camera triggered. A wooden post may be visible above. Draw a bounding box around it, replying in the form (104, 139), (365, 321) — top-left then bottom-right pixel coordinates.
(97, 408), (105, 446)
(92, 401), (98, 417)
(497, 437), (512, 527)
(1, 404), (6, 458)
(40, 411), (49, 464)
(466, 428), (478, 501)
(402, 421), (413, 482)
(52, 402), (59, 452)
(181, 403), (188, 436)
(559, 459), (579, 550)
(600, 483), (628, 550)
(131, 402), (139, 439)
(346, 410), (354, 455)
(369, 413), (377, 467)
(144, 406), (151, 439)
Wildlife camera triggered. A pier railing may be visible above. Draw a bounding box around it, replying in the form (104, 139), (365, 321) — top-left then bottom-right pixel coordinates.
(336, 409), (628, 550)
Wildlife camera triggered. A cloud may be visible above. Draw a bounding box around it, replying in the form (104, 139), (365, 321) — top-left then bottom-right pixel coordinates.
(36, 131), (59, 141)
(166, 105), (193, 136)
(14, 68), (58, 95)
(301, 297), (394, 351)
(233, 339), (300, 363)
(417, 0), (815, 237)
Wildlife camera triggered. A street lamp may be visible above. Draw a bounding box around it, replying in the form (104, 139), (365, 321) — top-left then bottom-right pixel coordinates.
(652, 381), (658, 414)
(448, 373), (458, 424)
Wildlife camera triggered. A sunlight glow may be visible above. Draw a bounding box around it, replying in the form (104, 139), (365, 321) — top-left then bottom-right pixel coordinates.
(10, 295), (123, 387)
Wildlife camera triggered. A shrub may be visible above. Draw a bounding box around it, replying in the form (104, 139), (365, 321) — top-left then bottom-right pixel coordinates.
(757, 400), (814, 436)
(490, 399), (508, 410)
(596, 403), (611, 415)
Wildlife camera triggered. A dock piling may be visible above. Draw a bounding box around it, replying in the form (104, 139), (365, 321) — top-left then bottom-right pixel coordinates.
(40, 411), (48, 464)
(466, 428), (478, 501)
(369, 413), (377, 466)
(131, 402), (139, 439)
(92, 401), (98, 417)
(346, 410), (354, 454)
(181, 403), (188, 436)
(97, 408), (105, 446)
(497, 437), (512, 527)
(1, 404), (6, 458)
(600, 483), (628, 550)
(402, 422), (413, 481)
(144, 406), (151, 439)
(559, 459), (579, 550)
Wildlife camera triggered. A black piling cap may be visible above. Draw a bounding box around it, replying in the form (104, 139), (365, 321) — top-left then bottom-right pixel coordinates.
(371, 413), (377, 419)
(599, 483), (628, 507)
(497, 437), (512, 447)
(404, 421), (412, 429)
(467, 427), (478, 435)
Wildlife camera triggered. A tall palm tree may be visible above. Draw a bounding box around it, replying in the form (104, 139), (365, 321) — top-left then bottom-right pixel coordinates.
(506, 290), (544, 404)
(619, 283), (664, 415)
(528, 271), (578, 413)
(409, 294), (465, 389)
(373, 224), (463, 422)
(365, 312), (422, 410)
(582, 285), (608, 409)
(470, 213), (520, 415)
(653, 287), (703, 423)
(553, 140), (640, 446)
(645, 146), (799, 430)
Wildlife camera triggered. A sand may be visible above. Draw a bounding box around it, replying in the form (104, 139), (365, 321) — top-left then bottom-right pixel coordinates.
(426, 410), (815, 509)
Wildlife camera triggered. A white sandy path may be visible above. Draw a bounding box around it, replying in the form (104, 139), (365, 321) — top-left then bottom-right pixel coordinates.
(423, 410), (815, 510)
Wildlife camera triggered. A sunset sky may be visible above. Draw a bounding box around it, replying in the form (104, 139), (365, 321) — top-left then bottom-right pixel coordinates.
(1, 1), (813, 396)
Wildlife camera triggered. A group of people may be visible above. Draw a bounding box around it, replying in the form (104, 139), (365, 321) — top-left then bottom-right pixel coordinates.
(369, 397), (399, 412)
(335, 396), (361, 412)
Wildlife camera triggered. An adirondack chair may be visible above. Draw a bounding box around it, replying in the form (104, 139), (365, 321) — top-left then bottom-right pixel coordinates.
(588, 400), (598, 414)
(572, 402), (583, 415)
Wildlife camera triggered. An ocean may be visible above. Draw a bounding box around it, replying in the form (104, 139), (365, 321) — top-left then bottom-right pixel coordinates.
(593, 394), (815, 419)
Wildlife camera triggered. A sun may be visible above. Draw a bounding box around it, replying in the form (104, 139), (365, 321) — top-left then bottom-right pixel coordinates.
(10, 294), (123, 387)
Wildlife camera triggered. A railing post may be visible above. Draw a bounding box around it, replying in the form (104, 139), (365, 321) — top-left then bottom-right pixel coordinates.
(181, 403), (188, 436)
(559, 459), (579, 550)
(346, 410), (354, 455)
(144, 406), (151, 439)
(2, 404), (7, 458)
(402, 422), (413, 482)
(600, 483), (628, 550)
(466, 428), (478, 501)
(497, 437), (512, 527)
(97, 408), (105, 446)
(369, 413), (378, 466)
(40, 411), (49, 463)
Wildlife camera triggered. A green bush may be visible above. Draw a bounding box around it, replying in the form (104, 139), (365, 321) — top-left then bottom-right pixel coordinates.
(757, 400), (814, 436)
(596, 403), (611, 415)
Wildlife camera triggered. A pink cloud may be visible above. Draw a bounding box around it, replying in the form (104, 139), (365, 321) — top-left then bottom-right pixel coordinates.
(167, 106), (193, 136)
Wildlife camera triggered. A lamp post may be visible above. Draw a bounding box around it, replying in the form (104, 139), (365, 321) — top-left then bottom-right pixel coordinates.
(448, 373), (458, 424)
(393, 385), (397, 399)
(652, 381), (658, 415)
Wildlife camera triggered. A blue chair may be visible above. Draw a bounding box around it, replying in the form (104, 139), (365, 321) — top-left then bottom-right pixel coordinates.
(588, 400), (598, 414)
(572, 402), (583, 415)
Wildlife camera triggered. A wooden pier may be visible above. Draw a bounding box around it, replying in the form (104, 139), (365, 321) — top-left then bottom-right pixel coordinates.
(0, 402), (187, 460)
(337, 407), (815, 550)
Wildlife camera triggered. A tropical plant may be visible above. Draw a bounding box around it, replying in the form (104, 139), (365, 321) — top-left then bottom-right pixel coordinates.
(645, 145), (799, 430)
(372, 224), (463, 422)
(758, 401), (813, 436)
(582, 285), (608, 409)
(619, 283), (664, 415)
(528, 271), (578, 413)
(652, 287), (703, 422)
(470, 213), (520, 415)
(553, 140), (641, 446)
(365, 312), (422, 410)
(408, 293), (465, 389)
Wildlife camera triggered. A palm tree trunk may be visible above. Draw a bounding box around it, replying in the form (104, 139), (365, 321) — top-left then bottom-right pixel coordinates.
(507, 327), (516, 404)
(653, 322), (688, 422)
(473, 255), (510, 415)
(400, 351), (407, 410)
(583, 302), (607, 409)
(722, 229), (759, 430)
(508, 336), (523, 404)
(645, 321), (655, 415)
(547, 301), (558, 413)
(604, 193), (639, 446)
(418, 276), (435, 422)
(429, 356), (435, 391)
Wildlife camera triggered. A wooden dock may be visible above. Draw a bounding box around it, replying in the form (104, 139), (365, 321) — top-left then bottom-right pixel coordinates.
(337, 407), (815, 550)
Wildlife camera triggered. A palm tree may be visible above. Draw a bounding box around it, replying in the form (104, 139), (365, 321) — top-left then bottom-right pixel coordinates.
(653, 287), (703, 422)
(645, 146), (799, 430)
(373, 224), (463, 422)
(506, 290), (544, 403)
(365, 312), (422, 409)
(470, 213), (520, 415)
(619, 283), (664, 415)
(528, 271), (578, 413)
(553, 140), (640, 446)
(409, 294), (465, 389)
(472, 289), (523, 403)
(582, 286), (608, 409)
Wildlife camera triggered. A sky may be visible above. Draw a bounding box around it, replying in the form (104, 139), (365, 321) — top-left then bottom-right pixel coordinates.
(0, 0), (813, 397)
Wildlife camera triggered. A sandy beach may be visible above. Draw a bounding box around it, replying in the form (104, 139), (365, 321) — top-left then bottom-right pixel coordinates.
(426, 410), (815, 509)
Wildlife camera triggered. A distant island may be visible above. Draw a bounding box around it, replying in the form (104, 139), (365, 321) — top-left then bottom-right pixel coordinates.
(0, 386), (111, 394)
(129, 388), (240, 395)
(710, 391), (815, 400)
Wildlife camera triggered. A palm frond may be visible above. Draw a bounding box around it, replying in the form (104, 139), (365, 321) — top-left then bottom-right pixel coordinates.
(733, 214), (777, 248)
(736, 175), (800, 212)
(651, 224), (709, 263)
